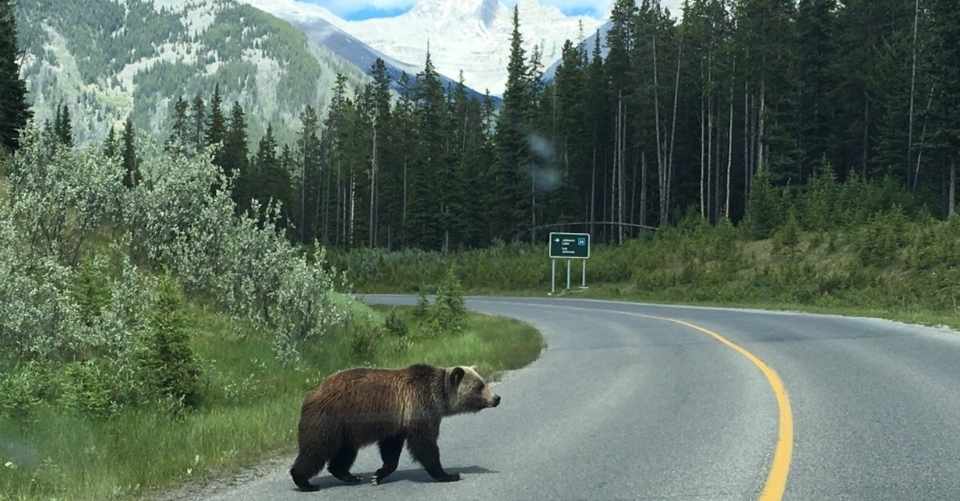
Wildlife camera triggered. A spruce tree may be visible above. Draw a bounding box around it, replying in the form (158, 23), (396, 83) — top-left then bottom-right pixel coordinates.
(223, 101), (249, 208)
(103, 124), (117, 158)
(494, 5), (532, 242)
(167, 96), (189, 154)
(122, 116), (139, 188)
(205, 84), (227, 167)
(191, 93), (205, 153)
(54, 104), (73, 147)
(409, 49), (447, 249)
(0, 0), (31, 152)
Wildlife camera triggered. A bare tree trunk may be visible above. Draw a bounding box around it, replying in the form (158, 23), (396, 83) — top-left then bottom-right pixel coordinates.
(745, 81), (750, 208)
(951, 160), (957, 218)
(666, 34), (683, 226)
(914, 84), (936, 191)
(862, 95), (870, 178)
(640, 151), (648, 226)
(907, 0), (920, 184)
(707, 56), (714, 222)
(619, 99), (626, 244)
(700, 61), (706, 220)
(726, 60), (735, 219)
(653, 34), (665, 226)
(369, 125), (377, 247)
(349, 174), (356, 247)
(757, 76), (766, 174)
(590, 148), (597, 236)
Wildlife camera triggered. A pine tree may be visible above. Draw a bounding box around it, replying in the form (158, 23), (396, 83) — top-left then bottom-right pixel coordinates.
(931, 0), (960, 216)
(103, 124), (118, 158)
(54, 104), (73, 147)
(255, 124), (291, 221)
(122, 116), (139, 188)
(409, 49), (448, 250)
(205, 84), (227, 167)
(494, 5), (532, 242)
(296, 105), (322, 243)
(167, 96), (189, 154)
(191, 93), (205, 153)
(223, 101), (249, 209)
(796, 0), (837, 179)
(0, 0), (31, 152)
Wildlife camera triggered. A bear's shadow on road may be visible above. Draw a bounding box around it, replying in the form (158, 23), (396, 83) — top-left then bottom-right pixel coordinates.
(305, 466), (497, 490)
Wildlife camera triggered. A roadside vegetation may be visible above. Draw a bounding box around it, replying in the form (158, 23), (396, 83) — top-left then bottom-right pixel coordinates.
(333, 169), (960, 329)
(0, 132), (543, 501)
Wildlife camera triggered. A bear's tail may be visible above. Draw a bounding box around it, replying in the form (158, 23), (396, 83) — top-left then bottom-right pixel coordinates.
(290, 453), (322, 492)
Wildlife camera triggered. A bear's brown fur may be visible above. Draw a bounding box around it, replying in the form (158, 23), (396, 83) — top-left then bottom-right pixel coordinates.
(290, 364), (500, 491)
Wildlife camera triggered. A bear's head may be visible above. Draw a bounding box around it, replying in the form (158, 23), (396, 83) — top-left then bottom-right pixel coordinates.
(446, 366), (501, 415)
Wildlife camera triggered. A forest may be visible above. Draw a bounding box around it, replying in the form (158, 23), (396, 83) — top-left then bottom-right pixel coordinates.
(149, 0), (960, 251)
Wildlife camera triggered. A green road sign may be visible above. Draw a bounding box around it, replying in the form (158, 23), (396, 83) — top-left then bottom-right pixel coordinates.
(549, 232), (591, 259)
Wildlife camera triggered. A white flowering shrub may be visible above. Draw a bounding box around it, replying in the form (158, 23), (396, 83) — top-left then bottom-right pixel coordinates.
(0, 214), (82, 360)
(123, 146), (351, 357)
(0, 128), (353, 418)
(6, 128), (124, 265)
(269, 245), (351, 363)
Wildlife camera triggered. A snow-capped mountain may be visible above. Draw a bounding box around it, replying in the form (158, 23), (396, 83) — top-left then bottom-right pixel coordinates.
(247, 0), (602, 96)
(342, 0), (601, 95)
(241, 0), (491, 100)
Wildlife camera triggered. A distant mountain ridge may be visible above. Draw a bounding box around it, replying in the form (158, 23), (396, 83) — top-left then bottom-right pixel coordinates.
(15, 0), (372, 146)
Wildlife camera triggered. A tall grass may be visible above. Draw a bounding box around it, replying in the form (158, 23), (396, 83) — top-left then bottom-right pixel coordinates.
(0, 304), (543, 501)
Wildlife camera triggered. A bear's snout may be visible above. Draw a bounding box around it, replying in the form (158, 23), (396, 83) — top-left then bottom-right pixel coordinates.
(490, 395), (501, 407)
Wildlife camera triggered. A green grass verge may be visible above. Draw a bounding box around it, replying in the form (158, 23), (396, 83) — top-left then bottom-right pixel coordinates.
(0, 304), (543, 501)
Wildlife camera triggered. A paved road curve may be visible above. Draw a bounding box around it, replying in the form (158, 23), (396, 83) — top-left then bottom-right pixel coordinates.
(201, 296), (960, 501)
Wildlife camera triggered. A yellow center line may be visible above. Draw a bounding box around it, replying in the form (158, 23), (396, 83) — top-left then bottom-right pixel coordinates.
(497, 301), (794, 501)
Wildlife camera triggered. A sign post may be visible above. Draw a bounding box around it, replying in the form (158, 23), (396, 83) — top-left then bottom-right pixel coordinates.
(548, 232), (591, 293)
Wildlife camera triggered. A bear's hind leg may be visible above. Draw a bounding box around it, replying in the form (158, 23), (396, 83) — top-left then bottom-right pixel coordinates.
(328, 446), (362, 484)
(408, 436), (460, 482)
(290, 452), (325, 491)
(373, 435), (405, 485)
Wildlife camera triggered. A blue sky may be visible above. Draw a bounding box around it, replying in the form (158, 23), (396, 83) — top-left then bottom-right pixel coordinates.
(305, 0), (617, 21)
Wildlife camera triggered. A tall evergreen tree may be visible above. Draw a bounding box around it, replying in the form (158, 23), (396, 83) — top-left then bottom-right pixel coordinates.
(103, 124), (118, 158)
(224, 101), (249, 209)
(167, 96), (190, 153)
(408, 49), (447, 250)
(0, 0), (31, 152)
(205, 84), (227, 167)
(494, 5), (532, 242)
(54, 104), (73, 147)
(122, 116), (139, 188)
(191, 93), (205, 153)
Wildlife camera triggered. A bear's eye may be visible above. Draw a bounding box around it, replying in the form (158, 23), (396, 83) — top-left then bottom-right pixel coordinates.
(476, 383), (485, 392)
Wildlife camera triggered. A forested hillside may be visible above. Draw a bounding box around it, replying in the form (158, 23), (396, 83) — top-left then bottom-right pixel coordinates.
(14, 0), (369, 145)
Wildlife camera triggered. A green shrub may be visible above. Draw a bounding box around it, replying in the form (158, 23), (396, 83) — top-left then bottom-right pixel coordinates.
(772, 209), (801, 255)
(429, 267), (466, 335)
(385, 309), (408, 338)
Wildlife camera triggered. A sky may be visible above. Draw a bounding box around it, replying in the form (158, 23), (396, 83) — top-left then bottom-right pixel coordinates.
(306, 0), (683, 21)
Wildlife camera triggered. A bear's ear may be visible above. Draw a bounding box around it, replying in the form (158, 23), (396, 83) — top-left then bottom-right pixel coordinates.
(450, 367), (465, 387)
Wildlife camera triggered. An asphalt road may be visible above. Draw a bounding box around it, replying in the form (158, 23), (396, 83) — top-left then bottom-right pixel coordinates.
(200, 296), (960, 501)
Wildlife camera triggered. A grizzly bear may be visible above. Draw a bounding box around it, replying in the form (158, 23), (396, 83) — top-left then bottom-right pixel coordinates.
(290, 364), (501, 491)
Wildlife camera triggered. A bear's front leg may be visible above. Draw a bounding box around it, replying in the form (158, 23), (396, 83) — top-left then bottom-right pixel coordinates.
(408, 436), (460, 482)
